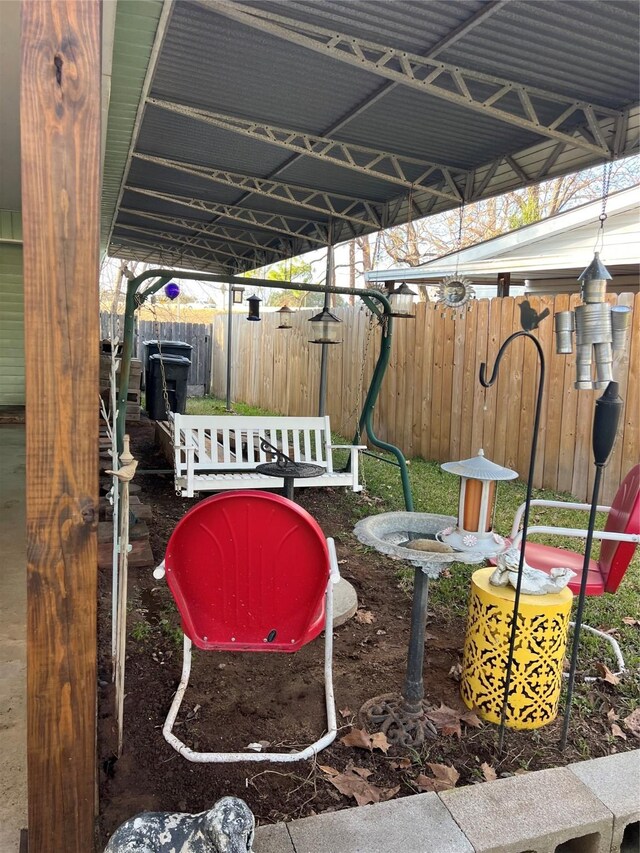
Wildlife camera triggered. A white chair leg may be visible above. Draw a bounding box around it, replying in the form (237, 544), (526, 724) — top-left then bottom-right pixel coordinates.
(567, 621), (626, 683)
(162, 583), (338, 763)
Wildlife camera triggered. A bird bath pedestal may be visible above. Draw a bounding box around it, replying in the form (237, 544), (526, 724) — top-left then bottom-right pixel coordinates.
(354, 512), (486, 746)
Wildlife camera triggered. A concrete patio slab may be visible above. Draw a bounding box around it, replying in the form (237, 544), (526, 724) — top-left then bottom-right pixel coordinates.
(569, 751), (640, 853)
(286, 791), (474, 853)
(0, 425), (26, 853)
(254, 821), (296, 853)
(440, 766), (614, 853)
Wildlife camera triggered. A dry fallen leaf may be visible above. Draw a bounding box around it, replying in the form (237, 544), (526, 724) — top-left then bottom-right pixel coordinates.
(623, 708), (640, 738)
(611, 723), (627, 740)
(339, 706), (352, 719)
(595, 663), (620, 685)
(606, 708), (619, 722)
(622, 616), (640, 627)
(340, 728), (372, 750)
(460, 709), (483, 729)
(319, 764), (340, 776)
(322, 766), (399, 806)
(354, 609), (375, 625)
(340, 727), (390, 753)
(416, 763), (459, 792)
(481, 762), (497, 782)
(370, 732), (391, 754)
(390, 757), (412, 771)
(425, 703), (482, 737)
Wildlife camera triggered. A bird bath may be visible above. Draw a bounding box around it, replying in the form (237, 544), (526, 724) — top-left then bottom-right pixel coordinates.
(354, 512), (486, 746)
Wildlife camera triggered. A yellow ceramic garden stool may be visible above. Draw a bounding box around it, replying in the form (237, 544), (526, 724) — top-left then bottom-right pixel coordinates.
(461, 567), (572, 730)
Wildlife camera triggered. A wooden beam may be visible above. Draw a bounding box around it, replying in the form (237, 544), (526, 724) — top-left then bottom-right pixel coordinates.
(20, 1), (100, 850)
(497, 271), (511, 298)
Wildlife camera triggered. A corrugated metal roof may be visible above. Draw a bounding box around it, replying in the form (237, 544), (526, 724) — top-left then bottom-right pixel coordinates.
(106, 0), (640, 275)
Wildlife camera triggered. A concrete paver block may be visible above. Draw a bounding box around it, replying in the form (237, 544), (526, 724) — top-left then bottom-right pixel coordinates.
(287, 792), (474, 853)
(254, 821), (296, 853)
(440, 766), (614, 853)
(569, 751), (640, 853)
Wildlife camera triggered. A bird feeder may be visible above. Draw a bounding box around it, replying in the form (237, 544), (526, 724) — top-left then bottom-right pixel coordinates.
(387, 283), (417, 318)
(437, 450), (517, 557)
(277, 305), (293, 329)
(247, 294), (262, 321)
(309, 308), (341, 344)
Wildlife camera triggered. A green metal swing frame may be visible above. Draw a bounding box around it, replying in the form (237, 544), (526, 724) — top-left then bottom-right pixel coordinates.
(116, 269), (414, 511)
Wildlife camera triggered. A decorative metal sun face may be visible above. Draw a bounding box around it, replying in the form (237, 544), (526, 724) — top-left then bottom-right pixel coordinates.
(436, 276), (476, 309)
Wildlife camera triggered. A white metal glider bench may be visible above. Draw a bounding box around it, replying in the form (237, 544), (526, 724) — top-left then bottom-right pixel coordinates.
(171, 412), (365, 498)
(154, 490), (340, 762)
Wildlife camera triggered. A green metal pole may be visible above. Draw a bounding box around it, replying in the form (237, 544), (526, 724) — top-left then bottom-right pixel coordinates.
(124, 269), (413, 509)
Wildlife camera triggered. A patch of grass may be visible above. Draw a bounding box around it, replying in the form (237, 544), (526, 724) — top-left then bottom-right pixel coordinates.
(130, 619), (152, 643)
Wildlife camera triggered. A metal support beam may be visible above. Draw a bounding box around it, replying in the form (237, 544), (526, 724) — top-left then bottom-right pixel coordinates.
(114, 222), (272, 267)
(124, 185), (328, 244)
(119, 207), (289, 255)
(210, 1), (619, 158)
(109, 235), (241, 275)
(148, 97), (465, 203)
(133, 153), (383, 228)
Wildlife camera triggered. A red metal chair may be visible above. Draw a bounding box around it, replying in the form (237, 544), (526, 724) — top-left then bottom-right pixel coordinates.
(507, 463), (640, 674)
(153, 490), (340, 763)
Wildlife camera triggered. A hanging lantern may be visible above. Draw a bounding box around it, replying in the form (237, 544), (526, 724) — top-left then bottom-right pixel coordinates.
(247, 294), (262, 321)
(231, 285), (245, 305)
(277, 305), (293, 329)
(164, 281), (180, 301)
(387, 283), (417, 318)
(309, 308), (341, 344)
(436, 449), (517, 557)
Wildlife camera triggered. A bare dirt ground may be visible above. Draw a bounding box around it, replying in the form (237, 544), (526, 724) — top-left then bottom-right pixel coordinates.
(98, 417), (638, 844)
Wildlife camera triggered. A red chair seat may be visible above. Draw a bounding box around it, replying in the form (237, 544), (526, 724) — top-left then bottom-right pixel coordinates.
(521, 542), (604, 596)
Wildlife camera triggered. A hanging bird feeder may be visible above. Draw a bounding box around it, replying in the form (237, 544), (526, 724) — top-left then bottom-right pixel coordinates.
(246, 294), (262, 321)
(437, 450), (517, 557)
(309, 308), (341, 344)
(277, 305), (294, 330)
(387, 282), (417, 318)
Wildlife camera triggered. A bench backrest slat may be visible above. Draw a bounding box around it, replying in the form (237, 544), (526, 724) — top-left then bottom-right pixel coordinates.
(174, 414), (334, 473)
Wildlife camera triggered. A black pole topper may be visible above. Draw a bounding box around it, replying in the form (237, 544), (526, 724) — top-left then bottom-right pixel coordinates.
(560, 381), (623, 748)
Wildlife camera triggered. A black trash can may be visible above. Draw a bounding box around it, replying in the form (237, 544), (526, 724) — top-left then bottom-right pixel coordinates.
(146, 354), (191, 420)
(142, 340), (193, 390)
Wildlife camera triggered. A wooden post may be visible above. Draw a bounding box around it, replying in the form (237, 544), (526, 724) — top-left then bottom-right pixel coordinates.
(20, 2), (100, 850)
(497, 271), (511, 297)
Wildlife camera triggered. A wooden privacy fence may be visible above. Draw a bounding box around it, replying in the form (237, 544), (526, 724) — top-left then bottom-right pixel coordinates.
(211, 293), (639, 504)
(100, 314), (212, 394)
